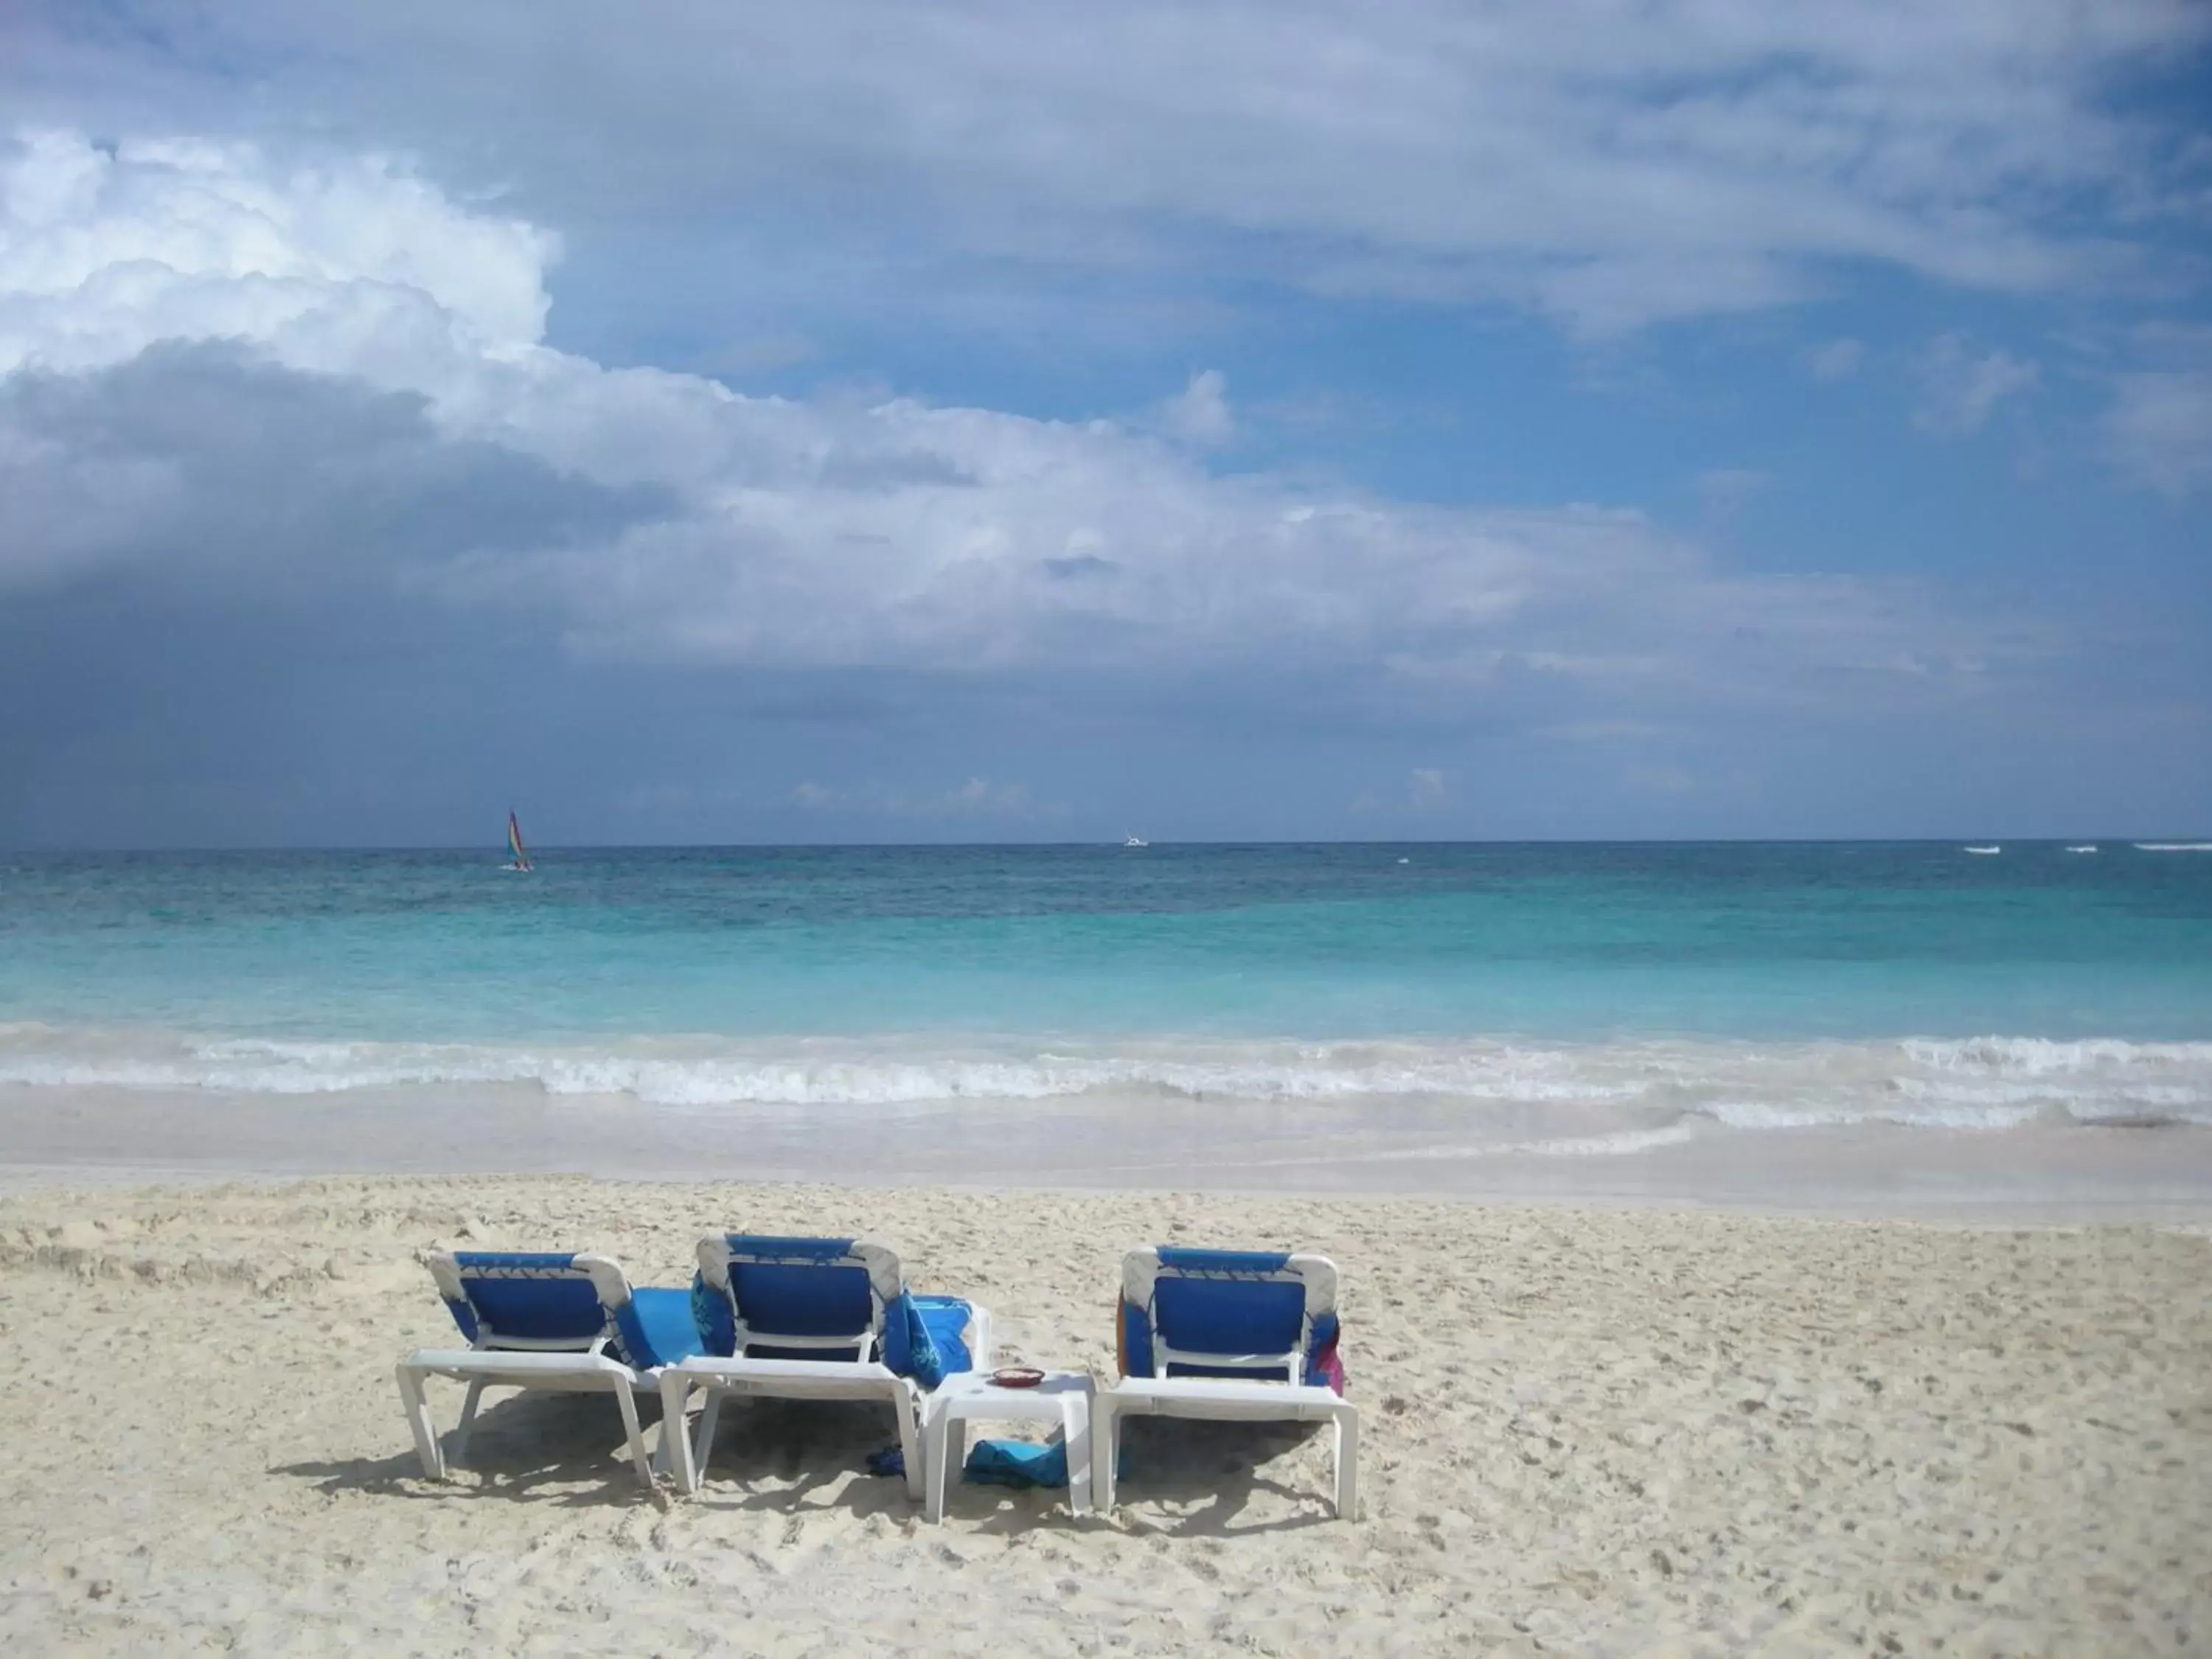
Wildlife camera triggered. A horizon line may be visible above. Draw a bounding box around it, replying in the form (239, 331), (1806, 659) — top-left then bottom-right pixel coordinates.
(4, 835), (2199, 856)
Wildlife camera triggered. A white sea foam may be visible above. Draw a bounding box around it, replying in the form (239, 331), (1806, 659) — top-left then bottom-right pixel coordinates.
(2133, 842), (2212, 852)
(1240, 1121), (1708, 1169)
(1702, 1099), (2046, 1132)
(1899, 1035), (2212, 1074)
(1486, 1123), (1704, 1158)
(2, 1026), (2208, 1134)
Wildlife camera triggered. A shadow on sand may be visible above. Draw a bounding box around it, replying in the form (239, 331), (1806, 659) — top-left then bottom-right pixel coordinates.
(279, 1393), (1344, 1534)
(276, 1387), (677, 1507)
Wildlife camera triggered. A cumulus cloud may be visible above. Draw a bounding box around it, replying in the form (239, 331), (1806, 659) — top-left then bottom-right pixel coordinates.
(6, 2), (2205, 334)
(0, 128), (2051, 722)
(1156, 369), (1234, 447)
(1913, 333), (2039, 436)
(0, 130), (553, 377)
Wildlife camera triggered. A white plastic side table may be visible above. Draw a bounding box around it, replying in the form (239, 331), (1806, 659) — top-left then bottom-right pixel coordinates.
(922, 1371), (1093, 1523)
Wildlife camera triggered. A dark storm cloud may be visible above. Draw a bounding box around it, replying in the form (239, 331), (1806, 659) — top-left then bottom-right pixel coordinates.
(0, 344), (684, 845)
(0, 342), (673, 596)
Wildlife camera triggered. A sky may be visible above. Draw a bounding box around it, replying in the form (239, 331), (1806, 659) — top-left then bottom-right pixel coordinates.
(1, 1), (2209, 846)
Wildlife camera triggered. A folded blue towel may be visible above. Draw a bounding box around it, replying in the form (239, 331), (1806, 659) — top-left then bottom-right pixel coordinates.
(862, 1440), (1063, 1486)
(866, 1437), (1125, 1486)
(964, 1436), (1067, 1489)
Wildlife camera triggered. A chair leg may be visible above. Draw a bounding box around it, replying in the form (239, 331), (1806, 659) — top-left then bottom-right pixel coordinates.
(396, 1363), (446, 1481)
(922, 1398), (951, 1524)
(612, 1380), (655, 1488)
(1091, 1395), (1118, 1513)
(451, 1378), (487, 1466)
(1332, 1408), (1360, 1520)
(658, 1373), (698, 1495)
(692, 1388), (726, 1486)
(1062, 1394), (1093, 1517)
(893, 1388), (925, 1502)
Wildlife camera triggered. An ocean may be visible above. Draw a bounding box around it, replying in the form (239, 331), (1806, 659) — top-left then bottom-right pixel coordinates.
(3, 842), (2209, 1147)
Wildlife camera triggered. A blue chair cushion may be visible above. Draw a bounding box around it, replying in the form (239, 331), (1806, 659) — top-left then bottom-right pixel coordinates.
(1154, 1276), (1307, 1380)
(459, 1276), (605, 1345)
(730, 1262), (874, 1340)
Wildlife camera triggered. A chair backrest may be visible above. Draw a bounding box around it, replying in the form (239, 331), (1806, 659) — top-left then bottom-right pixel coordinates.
(1118, 1247), (1340, 1384)
(428, 1251), (634, 1354)
(695, 1234), (904, 1363)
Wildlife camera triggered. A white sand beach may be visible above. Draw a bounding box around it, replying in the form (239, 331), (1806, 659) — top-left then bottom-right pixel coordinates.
(2, 1169), (2207, 1656)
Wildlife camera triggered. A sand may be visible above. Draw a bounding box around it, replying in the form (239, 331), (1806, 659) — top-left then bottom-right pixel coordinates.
(0, 1175), (2207, 1656)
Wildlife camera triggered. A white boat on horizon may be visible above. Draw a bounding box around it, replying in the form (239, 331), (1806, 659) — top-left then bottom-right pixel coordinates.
(1963, 845), (2000, 855)
(1122, 834), (1150, 849)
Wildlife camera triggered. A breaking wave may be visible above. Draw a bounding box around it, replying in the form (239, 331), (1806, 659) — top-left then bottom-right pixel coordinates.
(1, 1024), (2208, 1133)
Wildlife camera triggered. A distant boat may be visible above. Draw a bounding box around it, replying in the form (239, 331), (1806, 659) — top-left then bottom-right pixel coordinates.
(1963, 845), (2001, 855)
(504, 810), (535, 872)
(1122, 834), (1150, 849)
(2066, 844), (2098, 854)
(2134, 842), (2212, 852)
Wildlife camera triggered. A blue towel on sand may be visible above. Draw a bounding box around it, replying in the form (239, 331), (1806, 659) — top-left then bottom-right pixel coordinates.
(963, 1437), (1068, 1489)
(867, 1437), (1124, 1487)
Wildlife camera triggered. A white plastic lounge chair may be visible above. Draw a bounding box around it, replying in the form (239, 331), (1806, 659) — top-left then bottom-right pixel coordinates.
(659, 1234), (992, 1501)
(1092, 1246), (1358, 1518)
(395, 1251), (705, 1487)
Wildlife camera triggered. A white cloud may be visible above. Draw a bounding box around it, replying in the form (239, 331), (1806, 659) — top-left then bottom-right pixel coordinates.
(8, 2), (2202, 333)
(2104, 370), (2212, 497)
(0, 130), (553, 378)
(1156, 369), (1233, 447)
(1804, 338), (1865, 382)
(0, 128), (2049, 714)
(1913, 333), (2039, 436)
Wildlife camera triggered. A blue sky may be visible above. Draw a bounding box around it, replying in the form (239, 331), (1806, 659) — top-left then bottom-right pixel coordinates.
(1, 1), (2208, 845)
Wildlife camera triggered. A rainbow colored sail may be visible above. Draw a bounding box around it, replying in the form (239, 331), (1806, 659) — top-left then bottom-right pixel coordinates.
(506, 811), (533, 872)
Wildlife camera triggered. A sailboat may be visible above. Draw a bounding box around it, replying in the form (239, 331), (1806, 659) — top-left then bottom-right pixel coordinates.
(1122, 833), (1150, 849)
(504, 810), (535, 872)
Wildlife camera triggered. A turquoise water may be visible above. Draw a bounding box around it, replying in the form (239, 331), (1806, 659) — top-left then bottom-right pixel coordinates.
(4, 843), (2209, 1127)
